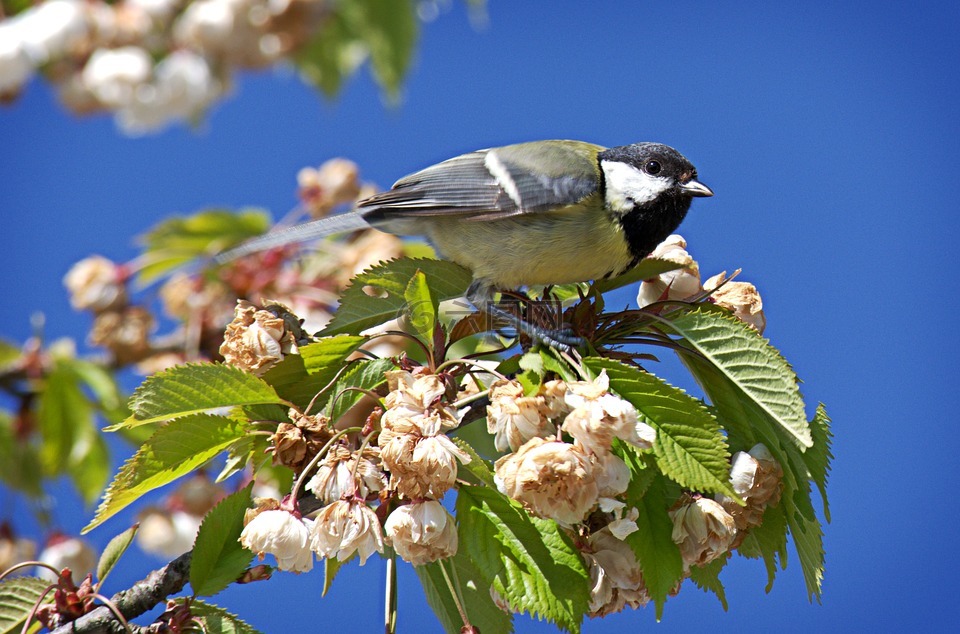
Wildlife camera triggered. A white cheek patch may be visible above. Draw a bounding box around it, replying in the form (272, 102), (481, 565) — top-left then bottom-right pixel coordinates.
(601, 161), (672, 212)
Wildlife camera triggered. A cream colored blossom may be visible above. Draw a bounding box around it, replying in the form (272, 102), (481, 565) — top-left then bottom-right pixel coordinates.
(384, 500), (458, 566)
(0, 531), (36, 574)
(592, 449), (630, 498)
(585, 528), (649, 617)
(704, 272), (767, 334)
(539, 379), (570, 420)
(306, 445), (386, 504)
(486, 379), (555, 452)
(669, 496), (736, 569)
(495, 437), (598, 525)
(562, 371), (655, 454)
(89, 306), (154, 363)
(239, 509), (314, 573)
(64, 255), (126, 312)
(297, 158), (361, 217)
(716, 443), (783, 534)
(637, 235), (701, 308)
(37, 536), (97, 582)
(137, 509), (202, 559)
(219, 300), (300, 375)
(310, 499), (384, 565)
(379, 432), (470, 499)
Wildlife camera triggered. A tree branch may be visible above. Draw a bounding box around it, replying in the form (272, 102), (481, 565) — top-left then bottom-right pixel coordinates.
(51, 552), (192, 634)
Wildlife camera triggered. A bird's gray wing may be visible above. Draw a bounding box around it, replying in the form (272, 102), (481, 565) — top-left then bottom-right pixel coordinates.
(359, 140), (604, 223)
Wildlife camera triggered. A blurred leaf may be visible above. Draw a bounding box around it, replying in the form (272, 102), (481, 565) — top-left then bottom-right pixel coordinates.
(263, 336), (366, 407)
(188, 600), (263, 634)
(85, 414), (248, 533)
(457, 485), (588, 633)
(67, 427), (110, 506)
(689, 556), (729, 611)
(665, 307), (812, 448)
(0, 412), (44, 498)
(190, 484), (254, 597)
(37, 361), (92, 475)
(0, 577), (51, 634)
(585, 358), (737, 499)
(403, 269), (438, 346)
(0, 339), (20, 369)
(116, 363), (286, 429)
(70, 359), (130, 424)
(295, 11), (364, 97)
(137, 208), (271, 284)
(323, 357), (393, 421)
(622, 475), (683, 619)
(417, 551), (514, 634)
(591, 257), (685, 295)
(321, 258), (472, 336)
(96, 524), (140, 586)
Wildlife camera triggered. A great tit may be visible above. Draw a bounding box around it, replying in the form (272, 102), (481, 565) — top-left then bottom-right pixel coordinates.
(218, 140), (712, 346)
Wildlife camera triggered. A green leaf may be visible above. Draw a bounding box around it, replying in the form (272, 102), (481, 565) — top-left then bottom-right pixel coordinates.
(0, 339), (21, 370)
(117, 363), (286, 429)
(0, 412), (44, 498)
(688, 556), (729, 611)
(324, 357), (393, 422)
(70, 359), (130, 424)
(666, 307), (812, 448)
(782, 479), (825, 602)
(37, 360), (93, 475)
(352, 0), (418, 98)
(68, 420), (110, 506)
(190, 484), (255, 597)
(457, 485), (589, 633)
(188, 599), (263, 634)
(591, 257), (685, 294)
(322, 554), (352, 598)
(137, 208), (271, 284)
(622, 475), (684, 618)
(451, 437), (496, 488)
(84, 414), (248, 533)
(321, 258), (472, 336)
(737, 503), (788, 592)
(0, 577), (51, 634)
(805, 404), (833, 521)
(417, 552), (514, 634)
(402, 269), (438, 346)
(585, 358), (737, 499)
(96, 525), (140, 586)
(264, 336), (366, 408)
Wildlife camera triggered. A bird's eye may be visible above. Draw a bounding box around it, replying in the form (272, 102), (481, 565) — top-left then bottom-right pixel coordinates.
(644, 160), (662, 175)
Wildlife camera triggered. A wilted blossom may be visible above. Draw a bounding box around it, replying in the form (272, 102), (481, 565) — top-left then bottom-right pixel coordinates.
(271, 409), (334, 472)
(36, 535), (97, 582)
(89, 305), (154, 363)
(703, 272), (767, 334)
(592, 449), (631, 499)
(220, 300), (301, 375)
(239, 508), (314, 573)
(637, 234), (702, 308)
(585, 528), (650, 617)
(306, 444), (386, 504)
(297, 158), (362, 217)
(486, 379), (555, 453)
(538, 379), (571, 420)
(384, 500), (458, 566)
(137, 509), (203, 559)
(495, 437), (599, 526)
(561, 371), (655, 455)
(716, 443), (783, 535)
(63, 255), (126, 312)
(669, 495), (737, 569)
(310, 499), (384, 565)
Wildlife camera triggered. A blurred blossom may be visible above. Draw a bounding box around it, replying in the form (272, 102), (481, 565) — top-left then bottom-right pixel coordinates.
(0, 525), (37, 574)
(63, 255), (127, 313)
(240, 508), (314, 573)
(37, 534), (97, 582)
(17, 0), (90, 64)
(310, 499), (384, 565)
(636, 234), (701, 308)
(703, 272), (767, 334)
(89, 305), (155, 363)
(384, 500), (458, 566)
(0, 25), (33, 96)
(81, 46), (152, 108)
(485, 379), (555, 453)
(494, 437), (599, 526)
(669, 495), (737, 569)
(297, 158), (362, 217)
(137, 509), (203, 559)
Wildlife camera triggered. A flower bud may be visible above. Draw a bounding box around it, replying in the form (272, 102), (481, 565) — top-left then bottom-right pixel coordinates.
(716, 443), (783, 536)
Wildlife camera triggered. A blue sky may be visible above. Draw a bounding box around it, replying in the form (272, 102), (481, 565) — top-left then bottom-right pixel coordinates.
(2, 1), (959, 631)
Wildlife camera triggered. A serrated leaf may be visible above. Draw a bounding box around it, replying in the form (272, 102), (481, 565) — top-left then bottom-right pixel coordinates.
(324, 358), (393, 422)
(137, 208), (271, 284)
(451, 438), (496, 488)
(591, 257), (685, 294)
(85, 414), (248, 533)
(264, 336), (366, 408)
(117, 363), (286, 429)
(417, 552), (514, 634)
(322, 554), (352, 597)
(666, 307), (812, 448)
(0, 577), (51, 634)
(403, 269), (437, 346)
(188, 599), (263, 634)
(737, 502), (788, 592)
(806, 404), (833, 521)
(190, 484), (254, 597)
(622, 475), (684, 618)
(457, 485), (588, 633)
(96, 524), (139, 586)
(689, 556), (729, 611)
(783, 480), (825, 602)
(321, 258), (472, 336)
(585, 358), (737, 499)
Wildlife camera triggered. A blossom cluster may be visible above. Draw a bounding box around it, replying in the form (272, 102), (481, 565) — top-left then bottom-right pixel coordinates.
(0, 0), (333, 134)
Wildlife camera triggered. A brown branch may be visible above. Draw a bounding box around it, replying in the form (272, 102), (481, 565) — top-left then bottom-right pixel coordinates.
(51, 551), (192, 634)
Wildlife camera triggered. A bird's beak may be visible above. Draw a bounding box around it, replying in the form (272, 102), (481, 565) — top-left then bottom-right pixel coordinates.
(680, 179), (714, 197)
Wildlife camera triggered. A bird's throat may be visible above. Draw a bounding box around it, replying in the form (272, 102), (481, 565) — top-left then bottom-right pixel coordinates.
(618, 196), (692, 262)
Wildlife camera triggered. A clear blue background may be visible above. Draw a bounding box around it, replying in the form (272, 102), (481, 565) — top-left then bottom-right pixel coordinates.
(2, 1), (958, 631)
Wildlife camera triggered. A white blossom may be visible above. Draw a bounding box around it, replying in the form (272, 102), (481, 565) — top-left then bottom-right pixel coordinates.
(384, 500), (458, 566)
(239, 509), (314, 573)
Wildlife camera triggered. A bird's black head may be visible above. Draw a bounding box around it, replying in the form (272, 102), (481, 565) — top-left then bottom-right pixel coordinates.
(598, 142), (712, 262)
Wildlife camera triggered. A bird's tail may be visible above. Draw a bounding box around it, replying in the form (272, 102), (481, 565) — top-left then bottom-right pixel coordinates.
(214, 210), (372, 264)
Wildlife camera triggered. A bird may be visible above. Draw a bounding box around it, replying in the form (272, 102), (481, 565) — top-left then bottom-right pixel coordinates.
(217, 139), (713, 348)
